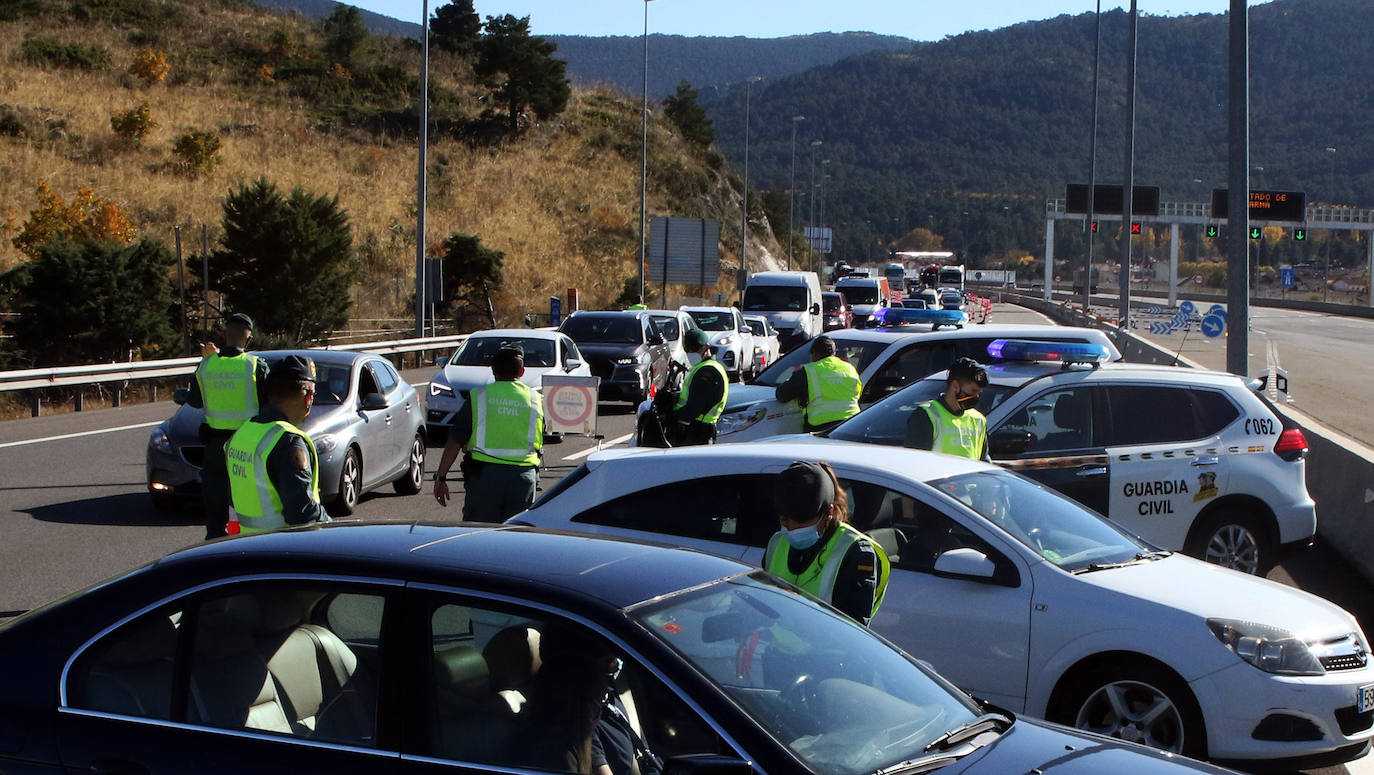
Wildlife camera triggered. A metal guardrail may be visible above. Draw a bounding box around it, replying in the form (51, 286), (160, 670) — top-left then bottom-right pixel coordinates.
(0, 334), (469, 393)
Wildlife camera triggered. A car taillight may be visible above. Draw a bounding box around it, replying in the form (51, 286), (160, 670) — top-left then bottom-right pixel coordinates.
(1274, 428), (1307, 461)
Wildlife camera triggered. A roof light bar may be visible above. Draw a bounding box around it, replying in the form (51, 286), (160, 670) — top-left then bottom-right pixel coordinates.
(875, 307), (967, 327)
(987, 339), (1112, 364)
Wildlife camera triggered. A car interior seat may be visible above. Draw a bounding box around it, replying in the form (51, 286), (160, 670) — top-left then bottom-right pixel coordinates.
(432, 625), (543, 763)
(72, 613), (178, 720)
(187, 594), (294, 735)
(1039, 394), (1089, 450)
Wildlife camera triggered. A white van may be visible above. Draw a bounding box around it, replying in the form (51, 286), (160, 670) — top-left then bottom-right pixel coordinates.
(835, 275), (891, 328)
(740, 271), (823, 353)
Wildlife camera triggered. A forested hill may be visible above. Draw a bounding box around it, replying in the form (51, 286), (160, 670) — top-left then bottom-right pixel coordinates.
(699, 0), (1374, 256)
(545, 32), (915, 98)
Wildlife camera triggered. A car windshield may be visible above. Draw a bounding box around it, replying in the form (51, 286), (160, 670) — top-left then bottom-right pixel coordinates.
(822, 294), (842, 312)
(560, 315), (643, 344)
(930, 470), (1149, 571)
(303, 363), (350, 406)
(451, 337), (557, 368)
(828, 379), (1018, 445)
(747, 320), (766, 336)
(649, 315), (681, 340)
(742, 285), (807, 311)
(687, 311), (735, 331)
(751, 338), (888, 387)
(839, 286), (879, 305)
(633, 573), (983, 775)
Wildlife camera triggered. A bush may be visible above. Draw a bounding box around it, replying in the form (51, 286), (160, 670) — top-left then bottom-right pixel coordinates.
(70, 0), (183, 29)
(20, 38), (111, 70)
(110, 102), (155, 143)
(11, 183), (137, 259)
(171, 131), (222, 177)
(128, 48), (170, 84)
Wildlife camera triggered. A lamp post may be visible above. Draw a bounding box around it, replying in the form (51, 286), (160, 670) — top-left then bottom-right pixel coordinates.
(637, 0), (655, 305)
(1325, 146), (1336, 301)
(807, 140), (822, 269)
(787, 115), (805, 270)
(414, 0), (430, 336)
(739, 75), (761, 292)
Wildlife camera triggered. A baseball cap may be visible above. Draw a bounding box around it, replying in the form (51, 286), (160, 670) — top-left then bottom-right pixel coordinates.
(269, 354), (317, 383)
(773, 461), (835, 520)
(683, 328), (710, 350)
(227, 312), (254, 330)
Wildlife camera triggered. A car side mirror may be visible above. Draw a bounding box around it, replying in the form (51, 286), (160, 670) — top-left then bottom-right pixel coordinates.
(360, 392), (388, 411)
(989, 428), (1034, 457)
(810, 303), (821, 315)
(565, 357), (583, 372)
(934, 548), (997, 579)
(648, 334), (665, 346)
(435, 356), (449, 368)
(173, 388), (189, 405)
(732, 300), (741, 309)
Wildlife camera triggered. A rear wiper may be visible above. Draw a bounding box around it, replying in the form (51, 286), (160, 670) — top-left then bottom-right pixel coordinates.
(921, 712), (1011, 753)
(1072, 551), (1170, 574)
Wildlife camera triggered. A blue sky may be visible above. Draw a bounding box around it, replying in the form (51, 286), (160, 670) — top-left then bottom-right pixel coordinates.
(350, 1), (1271, 41)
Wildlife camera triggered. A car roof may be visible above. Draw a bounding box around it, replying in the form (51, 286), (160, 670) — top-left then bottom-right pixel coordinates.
(681, 306), (734, 313)
(251, 349), (374, 367)
(818, 323), (1114, 345)
(585, 440), (994, 482)
(566, 310), (646, 319)
(154, 523), (752, 612)
(930, 361), (1253, 390)
(466, 329), (563, 341)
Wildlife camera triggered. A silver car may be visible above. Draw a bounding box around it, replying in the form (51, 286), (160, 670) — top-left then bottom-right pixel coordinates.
(146, 350), (426, 516)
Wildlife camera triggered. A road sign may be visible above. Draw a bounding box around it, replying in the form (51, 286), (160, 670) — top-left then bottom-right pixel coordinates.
(1149, 322), (1172, 335)
(1180, 301), (1195, 315)
(1293, 227), (1307, 241)
(648, 217), (720, 286)
(1205, 225), (1219, 238)
(1147, 306), (1161, 314)
(1208, 304), (1226, 319)
(1065, 184), (1162, 216)
(1201, 314), (1226, 338)
(549, 296), (562, 327)
(1130, 222), (1142, 234)
(1211, 189), (1308, 222)
(1249, 227), (1262, 240)
(541, 375), (601, 436)
(1281, 266), (1295, 288)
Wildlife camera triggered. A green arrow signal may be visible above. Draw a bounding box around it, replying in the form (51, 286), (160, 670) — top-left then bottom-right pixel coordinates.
(1294, 228), (1306, 241)
(1206, 225), (1218, 238)
(1250, 227), (1262, 240)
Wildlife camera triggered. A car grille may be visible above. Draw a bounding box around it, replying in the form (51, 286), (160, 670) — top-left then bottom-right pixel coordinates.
(1336, 705), (1374, 736)
(588, 360), (615, 380)
(1315, 633), (1368, 672)
(1320, 653), (1368, 671)
(180, 445), (205, 468)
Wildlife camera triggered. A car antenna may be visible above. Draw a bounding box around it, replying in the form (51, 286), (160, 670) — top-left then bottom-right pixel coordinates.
(1169, 310), (1196, 367)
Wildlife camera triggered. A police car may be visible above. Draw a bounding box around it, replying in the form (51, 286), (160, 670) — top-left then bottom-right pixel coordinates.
(658, 324), (1121, 445)
(826, 339), (1316, 575)
(513, 441), (1374, 769)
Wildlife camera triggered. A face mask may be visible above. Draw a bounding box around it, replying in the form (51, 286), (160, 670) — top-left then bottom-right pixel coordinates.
(783, 523), (822, 550)
(956, 392), (980, 411)
(687, 352), (703, 366)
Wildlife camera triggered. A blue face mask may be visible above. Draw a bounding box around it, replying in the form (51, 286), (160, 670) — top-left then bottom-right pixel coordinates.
(783, 523), (822, 550)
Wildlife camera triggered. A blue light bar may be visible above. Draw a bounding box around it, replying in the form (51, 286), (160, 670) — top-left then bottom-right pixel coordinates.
(875, 307), (967, 327)
(987, 339), (1112, 364)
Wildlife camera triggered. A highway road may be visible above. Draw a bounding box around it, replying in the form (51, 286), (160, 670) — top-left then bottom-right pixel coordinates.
(1, 302), (1371, 774)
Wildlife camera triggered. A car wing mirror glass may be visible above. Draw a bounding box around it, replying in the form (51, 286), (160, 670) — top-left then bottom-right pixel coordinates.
(933, 548), (997, 579)
(989, 428), (1033, 457)
(360, 392), (388, 411)
(649, 334), (665, 346)
(565, 357), (584, 372)
(435, 356), (449, 368)
(173, 387), (189, 405)
(810, 303), (821, 315)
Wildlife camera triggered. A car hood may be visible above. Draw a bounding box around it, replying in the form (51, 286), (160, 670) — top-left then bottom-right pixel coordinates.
(440, 364), (551, 391)
(575, 342), (645, 360)
(722, 383), (776, 412)
(1078, 554), (1356, 639)
(758, 310), (806, 329)
(943, 715), (1231, 774)
(166, 401), (352, 443)
(705, 330), (739, 346)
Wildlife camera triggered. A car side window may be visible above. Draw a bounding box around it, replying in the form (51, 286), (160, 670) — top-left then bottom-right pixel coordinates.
(1103, 385), (1201, 445)
(865, 342), (949, 400)
(999, 387), (1099, 453)
(370, 361), (399, 394)
(67, 582), (387, 747)
(562, 337), (582, 365)
(1193, 388), (1241, 436)
(358, 364), (382, 398)
(424, 596), (728, 771)
(571, 474), (777, 547)
(839, 479), (1014, 581)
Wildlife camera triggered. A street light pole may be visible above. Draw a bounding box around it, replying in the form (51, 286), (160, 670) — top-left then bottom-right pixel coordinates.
(788, 115), (805, 271)
(637, 0), (654, 305)
(414, 0), (430, 337)
(739, 75), (761, 292)
(1325, 146), (1336, 301)
(808, 140), (822, 269)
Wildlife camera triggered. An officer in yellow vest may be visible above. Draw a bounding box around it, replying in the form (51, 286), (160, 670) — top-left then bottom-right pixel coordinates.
(773, 336), (863, 432)
(904, 357), (990, 461)
(187, 312), (270, 539)
(763, 461), (890, 626)
(433, 346), (544, 521)
(670, 328), (728, 445)
(225, 354), (331, 534)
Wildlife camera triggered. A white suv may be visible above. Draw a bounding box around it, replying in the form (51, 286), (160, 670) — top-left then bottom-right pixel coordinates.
(681, 306), (754, 381)
(826, 339), (1316, 574)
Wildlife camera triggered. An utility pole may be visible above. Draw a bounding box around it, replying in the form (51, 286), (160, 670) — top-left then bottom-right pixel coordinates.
(1226, 0), (1250, 377)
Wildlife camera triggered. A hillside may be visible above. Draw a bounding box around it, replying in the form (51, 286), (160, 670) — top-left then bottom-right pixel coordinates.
(0, 0), (778, 363)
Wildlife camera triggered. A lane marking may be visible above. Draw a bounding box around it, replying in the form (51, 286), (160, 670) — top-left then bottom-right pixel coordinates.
(0, 420), (163, 450)
(562, 433), (633, 461)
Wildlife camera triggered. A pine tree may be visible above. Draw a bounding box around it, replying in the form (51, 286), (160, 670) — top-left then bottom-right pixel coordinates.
(321, 5), (367, 67)
(436, 232), (503, 330)
(474, 15), (570, 133)
(431, 0), (481, 55)
(212, 178), (354, 344)
(663, 80), (713, 147)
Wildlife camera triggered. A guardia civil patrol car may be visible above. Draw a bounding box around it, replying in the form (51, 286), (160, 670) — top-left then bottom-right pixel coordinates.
(827, 339), (1315, 574)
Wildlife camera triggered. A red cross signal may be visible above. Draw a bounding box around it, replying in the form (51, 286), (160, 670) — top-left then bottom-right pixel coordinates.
(1130, 223), (1142, 235)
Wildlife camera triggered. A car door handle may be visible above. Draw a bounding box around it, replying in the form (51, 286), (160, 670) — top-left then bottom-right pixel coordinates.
(1076, 467), (1108, 477)
(1192, 456), (1220, 466)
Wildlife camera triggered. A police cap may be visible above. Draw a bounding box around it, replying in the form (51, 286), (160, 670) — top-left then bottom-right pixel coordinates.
(683, 328), (710, 350)
(269, 354), (317, 384)
(490, 346), (524, 372)
(227, 312), (254, 330)
(948, 357), (988, 387)
(773, 460), (835, 520)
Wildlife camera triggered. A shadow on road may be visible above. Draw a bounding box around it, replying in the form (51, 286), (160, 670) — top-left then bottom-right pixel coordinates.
(24, 492), (201, 527)
(1272, 538), (1374, 637)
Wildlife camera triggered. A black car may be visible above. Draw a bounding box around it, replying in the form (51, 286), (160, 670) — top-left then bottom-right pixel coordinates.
(0, 524), (1236, 775)
(559, 311), (671, 403)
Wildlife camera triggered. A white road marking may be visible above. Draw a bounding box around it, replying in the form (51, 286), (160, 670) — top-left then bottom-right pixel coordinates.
(562, 433), (633, 461)
(0, 420), (163, 449)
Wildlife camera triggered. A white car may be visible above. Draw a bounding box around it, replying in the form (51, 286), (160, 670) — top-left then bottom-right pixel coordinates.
(826, 338), (1317, 575)
(681, 306), (754, 381)
(709, 324), (1121, 443)
(645, 309), (699, 369)
(513, 441), (1374, 769)
(743, 314), (780, 373)
(424, 328), (589, 437)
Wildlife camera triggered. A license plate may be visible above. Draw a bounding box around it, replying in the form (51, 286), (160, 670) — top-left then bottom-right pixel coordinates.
(1359, 683), (1374, 714)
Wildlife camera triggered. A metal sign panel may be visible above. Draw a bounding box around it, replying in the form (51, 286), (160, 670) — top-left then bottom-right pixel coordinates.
(1065, 184), (1161, 216)
(648, 217), (720, 286)
(804, 226), (833, 254)
(541, 375), (601, 436)
(1210, 189), (1307, 222)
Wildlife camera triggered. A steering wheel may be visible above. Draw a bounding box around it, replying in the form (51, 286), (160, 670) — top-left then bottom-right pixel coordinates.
(778, 673), (823, 737)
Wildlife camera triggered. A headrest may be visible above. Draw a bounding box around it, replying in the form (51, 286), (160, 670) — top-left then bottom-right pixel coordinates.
(194, 595), (261, 658)
(1053, 395), (1082, 429)
(255, 591), (322, 635)
(483, 626), (542, 690)
(99, 614), (178, 666)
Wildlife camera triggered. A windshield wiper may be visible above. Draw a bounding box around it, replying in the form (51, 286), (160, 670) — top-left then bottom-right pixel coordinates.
(1071, 551), (1170, 574)
(871, 753), (962, 775)
(921, 712), (1011, 753)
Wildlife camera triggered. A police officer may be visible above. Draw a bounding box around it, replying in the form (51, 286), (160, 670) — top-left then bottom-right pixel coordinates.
(225, 354), (331, 534)
(904, 357), (990, 461)
(763, 461), (889, 626)
(670, 327), (727, 445)
(433, 346), (544, 521)
(187, 312), (269, 539)
(773, 336), (863, 432)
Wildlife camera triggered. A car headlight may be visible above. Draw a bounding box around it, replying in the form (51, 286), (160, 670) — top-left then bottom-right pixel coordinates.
(718, 335), (736, 346)
(717, 405), (766, 435)
(1207, 618), (1325, 675)
(314, 433), (339, 454)
(615, 357), (636, 365)
(429, 381), (454, 397)
(149, 425), (172, 453)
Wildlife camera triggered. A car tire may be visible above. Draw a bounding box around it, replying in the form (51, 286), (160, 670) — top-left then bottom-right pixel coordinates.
(329, 448), (361, 517)
(392, 433), (424, 495)
(1185, 507), (1273, 575)
(1053, 660), (1205, 759)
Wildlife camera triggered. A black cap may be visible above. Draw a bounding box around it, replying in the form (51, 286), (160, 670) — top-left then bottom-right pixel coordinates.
(949, 357), (988, 387)
(683, 328), (710, 350)
(227, 312), (254, 330)
(269, 354), (317, 383)
(490, 346), (524, 371)
(773, 461), (835, 520)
